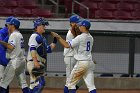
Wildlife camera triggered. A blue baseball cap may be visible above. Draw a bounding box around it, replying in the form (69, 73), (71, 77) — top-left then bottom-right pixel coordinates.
(69, 15), (80, 23)
(6, 17), (20, 28)
(33, 17), (49, 29)
(78, 19), (91, 29)
(5, 16), (14, 26)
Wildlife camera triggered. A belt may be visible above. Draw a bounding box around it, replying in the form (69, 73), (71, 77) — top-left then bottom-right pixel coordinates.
(29, 59), (40, 62)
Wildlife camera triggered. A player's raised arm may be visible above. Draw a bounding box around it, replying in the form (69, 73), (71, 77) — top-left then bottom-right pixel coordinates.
(51, 32), (70, 48)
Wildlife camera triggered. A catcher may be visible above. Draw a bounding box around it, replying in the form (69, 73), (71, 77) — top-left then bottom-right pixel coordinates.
(27, 17), (57, 93)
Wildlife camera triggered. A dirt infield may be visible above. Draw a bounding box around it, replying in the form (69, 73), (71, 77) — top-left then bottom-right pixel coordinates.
(10, 88), (140, 93)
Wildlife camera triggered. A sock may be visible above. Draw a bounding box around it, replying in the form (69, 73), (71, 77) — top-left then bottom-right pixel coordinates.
(0, 86), (7, 93)
(22, 87), (29, 93)
(6, 86), (9, 93)
(69, 89), (76, 93)
(90, 89), (96, 93)
(64, 86), (69, 93)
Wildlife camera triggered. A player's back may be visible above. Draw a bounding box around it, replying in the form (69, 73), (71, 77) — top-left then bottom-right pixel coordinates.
(74, 33), (93, 61)
(8, 31), (25, 59)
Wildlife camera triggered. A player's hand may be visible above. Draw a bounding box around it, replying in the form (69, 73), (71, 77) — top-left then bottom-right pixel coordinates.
(51, 32), (61, 39)
(34, 61), (40, 68)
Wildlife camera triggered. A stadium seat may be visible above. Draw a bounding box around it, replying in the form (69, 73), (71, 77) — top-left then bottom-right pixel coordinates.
(0, 0), (5, 7)
(17, 0), (38, 9)
(13, 8), (32, 17)
(81, 0), (98, 11)
(59, 0), (65, 5)
(64, 0), (72, 13)
(99, 2), (117, 11)
(79, 7), (88, 18)
(104, 0), (120, 3)
(89, 0), (104, 3)
(117, 2), (134, 11)
(4, 0), (18, 8)
(114, 10), (132, 20)
(32, 8), (53, 18)
(0, 8), (12, 16)
(134, 3), (140, 11)
(132, 11), (140, 20)
(95, 10), (114, 19)
(122, 0), (139, 3)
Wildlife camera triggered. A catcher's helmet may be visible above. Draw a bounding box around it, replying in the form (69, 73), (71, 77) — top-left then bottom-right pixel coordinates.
(69, 15), (80, 23)
(33, 17), (49, 29)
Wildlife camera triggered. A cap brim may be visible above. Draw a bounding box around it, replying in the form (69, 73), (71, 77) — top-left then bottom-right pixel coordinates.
(77, 22), (82, 26)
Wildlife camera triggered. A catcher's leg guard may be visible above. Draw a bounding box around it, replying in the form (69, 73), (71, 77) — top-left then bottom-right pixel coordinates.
(30, 86), (41, 93)
(90, 89), (96, 93)
(22, 87), (29, 93)
(69, 89), (76, 93)
(64, 86), (69, 93)
(39, 76), (45, 86)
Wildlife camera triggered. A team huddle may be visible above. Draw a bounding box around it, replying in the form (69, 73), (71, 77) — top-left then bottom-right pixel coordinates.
(0, 15), (96, 93)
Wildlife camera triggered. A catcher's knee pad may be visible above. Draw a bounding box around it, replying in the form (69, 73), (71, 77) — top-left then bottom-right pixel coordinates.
(39, 76), (45, 86)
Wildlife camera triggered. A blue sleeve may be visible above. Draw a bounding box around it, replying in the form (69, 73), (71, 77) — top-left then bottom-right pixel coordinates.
(3, 36), (9, 42)
(46, 45), (52, 53)
(0, 32), (3, 40)
(36, 35), (43, 44)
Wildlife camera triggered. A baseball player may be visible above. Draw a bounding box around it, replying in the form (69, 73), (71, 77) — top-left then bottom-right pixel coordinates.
(0, 16), (14, 93)
(27, 17), (57, 93)
(51, 19), (96, 93)
(0, 17), (29, 93)
(64, 15), (83, 93)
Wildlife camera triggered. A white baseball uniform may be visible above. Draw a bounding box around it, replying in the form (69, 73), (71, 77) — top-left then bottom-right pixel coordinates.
(67, 33), (96, 92)
(0, 30), (28, 89)
(27, 32), (50, 89)
(64, 29), (77, 87)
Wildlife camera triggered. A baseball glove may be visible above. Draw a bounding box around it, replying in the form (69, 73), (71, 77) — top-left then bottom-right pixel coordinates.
(32, 64), (45, 77)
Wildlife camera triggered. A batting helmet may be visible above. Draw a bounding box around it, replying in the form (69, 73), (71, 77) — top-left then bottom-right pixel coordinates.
(33, 17), (49, 29)
(78, 19), (91, 29)
(6, 18), (20, 29)
(69, 15), (80, 23)
(5, 16), (14, 27)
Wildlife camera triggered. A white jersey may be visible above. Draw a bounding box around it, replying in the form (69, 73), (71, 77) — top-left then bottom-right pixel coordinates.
(27, 33), (47, 63)
(8, 30), (25, 59)
(63, 30), (75, 57)
(27, 33), (39, 61)
(68, 33), (93, 61)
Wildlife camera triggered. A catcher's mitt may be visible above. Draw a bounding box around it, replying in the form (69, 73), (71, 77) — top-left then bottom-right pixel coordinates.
(32, 64), (45, 77)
